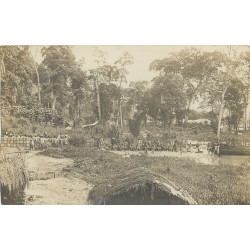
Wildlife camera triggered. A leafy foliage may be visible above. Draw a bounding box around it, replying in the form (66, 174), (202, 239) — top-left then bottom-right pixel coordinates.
(95, 83), (121, 122)
(1, 45), (250, 138)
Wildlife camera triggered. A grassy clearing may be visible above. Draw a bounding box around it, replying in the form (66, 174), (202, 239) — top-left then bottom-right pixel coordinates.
(41, 146), (250, 205)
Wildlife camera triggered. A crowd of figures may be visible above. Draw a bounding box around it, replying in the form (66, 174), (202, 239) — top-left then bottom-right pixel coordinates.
(93, 135), (220, 155)
(2, 130), (221, 155)
(30, 134), (70, 150)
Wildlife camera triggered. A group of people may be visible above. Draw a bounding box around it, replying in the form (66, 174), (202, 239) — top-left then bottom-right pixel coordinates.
(29, 133), (70, 150)
(93, 136), (205, 153)
(3, 129), (222, 155)
(207, 143), (221, 156)
(3, 131), (15, 137)
(108, 138), (174, 152)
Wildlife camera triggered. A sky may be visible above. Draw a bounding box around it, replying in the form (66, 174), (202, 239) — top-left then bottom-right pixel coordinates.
(32, 45), (249, 84)
(30, 45), (249, 110)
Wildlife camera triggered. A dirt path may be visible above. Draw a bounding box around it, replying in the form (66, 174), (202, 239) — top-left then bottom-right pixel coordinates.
(25, 152), (93, 205)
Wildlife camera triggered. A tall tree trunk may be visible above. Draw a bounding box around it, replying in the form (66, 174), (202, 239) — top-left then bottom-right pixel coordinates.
(119, 76), (123, 134)
(95, 78), (101, 121)
(30, 47), (41, 103)
(0, 55), (5, 139)
(21, 82), (24, 96)
(244, 104), (247, 131)
(163, 119), (167, 132)
(168, 118), (172, 133)
(185, 81), (203, 124)
(185, 97), (193, 124)
(51, 93), (57, 110)
(217, 85), (229, 142)
(76, 99), (81, 119)
(34, 63), (41, 103)
(119, 99), (123, 132)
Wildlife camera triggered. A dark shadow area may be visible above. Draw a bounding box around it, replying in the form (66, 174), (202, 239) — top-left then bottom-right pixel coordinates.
(1, 184), (26, 205)
(97, 183), (188, 205)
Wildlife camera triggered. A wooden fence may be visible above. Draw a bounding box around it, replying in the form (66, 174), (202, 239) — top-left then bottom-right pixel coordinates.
(0, 137), (31, 149)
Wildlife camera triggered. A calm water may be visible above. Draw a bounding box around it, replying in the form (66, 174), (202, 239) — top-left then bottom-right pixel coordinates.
(217, 155), (250, 166)
(113, 150), (250, 166)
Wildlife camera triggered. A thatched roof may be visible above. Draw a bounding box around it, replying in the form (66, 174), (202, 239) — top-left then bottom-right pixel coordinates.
(88, 168), (196, 205)
(0, 151), (29, 191)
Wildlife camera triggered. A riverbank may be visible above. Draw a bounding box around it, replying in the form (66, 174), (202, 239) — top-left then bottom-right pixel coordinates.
(25, 152), (93, 205)
(112, 150), (250, 166)
(24, 146), (250, 205)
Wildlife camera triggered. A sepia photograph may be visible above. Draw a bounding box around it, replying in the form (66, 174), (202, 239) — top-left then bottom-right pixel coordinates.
(1, 45), (250, 205)
(1, 1), (250, 250)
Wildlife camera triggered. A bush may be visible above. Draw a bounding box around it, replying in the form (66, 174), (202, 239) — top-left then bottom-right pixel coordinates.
(69, 136), (86, 147)
(128, 118), (142, 137)
(69, 131), (86, 147)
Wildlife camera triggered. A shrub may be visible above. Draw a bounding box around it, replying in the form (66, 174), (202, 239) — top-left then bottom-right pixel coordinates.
(128, 118), (142, 137)
(69, 136), (86, 147)
(64, 130), (87, 147)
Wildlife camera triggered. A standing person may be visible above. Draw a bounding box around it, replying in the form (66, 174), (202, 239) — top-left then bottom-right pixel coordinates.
(143, 139), (148, 154)
(180, 141), (184, 154)
(218, 144), (221, 157)
(189, 142), (193, 152)
(138, 139), (142, 151)
(34, 135), (38, 149)
(196, 143), (200, 153)
(100, 137), (104, 150)
(172, 139), (177, 152)
(36, 135), (41, 149)
(215, 143), (221, 157)
(30, 137), (35, 151)
(57, 134), (62, 148)
(93, 136), (97, 147)
(127, 138), (132, 151)
(207, 143), (212, 155)
(64, 134), (70, 146)
(156, 139), (160, 151)
(96, 136), (100, 149)
(111, 137), (115, 149)
(40, 136), (45, 149)
(185, 141), (189, 152)
(151, 140), (155, 154)
(213, 144), (219, 156)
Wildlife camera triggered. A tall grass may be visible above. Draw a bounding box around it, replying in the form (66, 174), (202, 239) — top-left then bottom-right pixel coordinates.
(0, 151), (29, 205)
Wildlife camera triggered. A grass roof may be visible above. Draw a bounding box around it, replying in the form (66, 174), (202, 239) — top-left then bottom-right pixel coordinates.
(88, 167), (196, 205)
(0, 150), (29, 192)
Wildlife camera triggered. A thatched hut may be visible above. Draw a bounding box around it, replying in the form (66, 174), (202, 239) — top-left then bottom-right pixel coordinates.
(0, 151), (29, 205)
(88, 168), (196, 205)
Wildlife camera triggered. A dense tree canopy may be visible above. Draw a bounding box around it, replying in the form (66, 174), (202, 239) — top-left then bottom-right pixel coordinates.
(0, 46), (35, 105)
(1, 46), (250, 141)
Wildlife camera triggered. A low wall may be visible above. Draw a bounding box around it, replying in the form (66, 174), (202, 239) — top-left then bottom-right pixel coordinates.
(0, 137), (31, 149)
